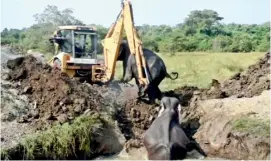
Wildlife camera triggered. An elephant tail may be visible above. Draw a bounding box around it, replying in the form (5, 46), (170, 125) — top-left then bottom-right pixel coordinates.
(166, 72), (178, 80)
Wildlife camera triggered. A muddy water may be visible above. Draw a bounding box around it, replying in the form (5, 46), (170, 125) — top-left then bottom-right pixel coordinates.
(94, 147), (214, 160)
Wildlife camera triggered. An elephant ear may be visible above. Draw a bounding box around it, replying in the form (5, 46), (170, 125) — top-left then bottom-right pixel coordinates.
(117, 44), (125, 60)
(177, 103), (182, 122)
(158, 102), (166, 117)
(119, 45), (124, 56)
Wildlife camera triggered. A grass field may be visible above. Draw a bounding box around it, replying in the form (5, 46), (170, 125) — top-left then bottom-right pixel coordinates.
(114, 52), (266, 91)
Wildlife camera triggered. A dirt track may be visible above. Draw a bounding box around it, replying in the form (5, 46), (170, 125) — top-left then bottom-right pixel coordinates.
(1, 47), (270, 160)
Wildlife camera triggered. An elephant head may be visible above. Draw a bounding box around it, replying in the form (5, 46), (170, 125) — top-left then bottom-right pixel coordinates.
(116, 40), (134, 82)
(158, 97), (182, 124)
(117, 40), (130, 61)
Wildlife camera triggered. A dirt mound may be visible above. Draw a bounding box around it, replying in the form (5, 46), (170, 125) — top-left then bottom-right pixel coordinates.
(6, 55), (109, 129)
(205, 52), (270, 99)
(221, 52), (270, 98)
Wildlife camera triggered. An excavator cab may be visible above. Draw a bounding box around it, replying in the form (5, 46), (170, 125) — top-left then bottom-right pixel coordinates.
(48, 26), (104, 81)
(52, 25), (98, 59)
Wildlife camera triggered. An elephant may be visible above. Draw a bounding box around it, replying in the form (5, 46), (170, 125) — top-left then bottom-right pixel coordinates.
(142, 97), (206, 160)
(118, 41), (179, 103)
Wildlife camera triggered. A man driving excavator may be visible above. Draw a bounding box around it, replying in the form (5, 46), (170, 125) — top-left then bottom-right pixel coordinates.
(49, 30), (65, 55)
(49, 30), (84, 56)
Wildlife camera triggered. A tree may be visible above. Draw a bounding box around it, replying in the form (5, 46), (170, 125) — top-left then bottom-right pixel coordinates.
(33, 5), (84, 26)
(184, 9), (224, 36)
(1, 28), (22, 44)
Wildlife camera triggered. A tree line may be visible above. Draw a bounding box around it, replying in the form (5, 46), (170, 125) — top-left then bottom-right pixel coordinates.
(1, 5), (270, 54)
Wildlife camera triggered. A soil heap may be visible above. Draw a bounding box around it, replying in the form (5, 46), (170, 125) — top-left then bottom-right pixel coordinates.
(5, 55), (111, 128)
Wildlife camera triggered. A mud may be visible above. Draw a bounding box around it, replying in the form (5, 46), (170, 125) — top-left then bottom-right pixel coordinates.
(114, 99), (159, 150)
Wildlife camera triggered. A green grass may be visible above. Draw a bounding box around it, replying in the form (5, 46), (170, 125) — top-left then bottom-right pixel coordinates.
(16, 113), (104, 160)
(114, 52), (265, 90)
(0, 150), (11, 160)
(231, 115), (270, 137)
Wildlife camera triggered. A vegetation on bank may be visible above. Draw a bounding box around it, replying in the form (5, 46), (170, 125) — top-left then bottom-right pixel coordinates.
(1, 114), (105, 160)
(231, 115), (270, 137)
(1, 5), (270, 55)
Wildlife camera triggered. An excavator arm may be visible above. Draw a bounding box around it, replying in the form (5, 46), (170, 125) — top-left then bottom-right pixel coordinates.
(101, 0), (151, 90)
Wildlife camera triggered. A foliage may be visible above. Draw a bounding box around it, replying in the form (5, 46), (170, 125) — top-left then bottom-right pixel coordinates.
(33, 5), (84, 26)
(16, 114), (103, 160)
(231, 115), (270, 137)
(1, 6), (270, 54)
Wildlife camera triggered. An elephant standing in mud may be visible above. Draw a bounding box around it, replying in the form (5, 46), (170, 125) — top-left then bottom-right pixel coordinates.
(142, 97), (206, 160)
(118, 41), (178, 103)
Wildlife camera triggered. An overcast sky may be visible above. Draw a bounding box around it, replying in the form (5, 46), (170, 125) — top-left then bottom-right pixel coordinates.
(1, 0), (270, 30)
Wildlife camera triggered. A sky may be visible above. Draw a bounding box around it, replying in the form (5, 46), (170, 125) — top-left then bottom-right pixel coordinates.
(1, 0), (270, 30)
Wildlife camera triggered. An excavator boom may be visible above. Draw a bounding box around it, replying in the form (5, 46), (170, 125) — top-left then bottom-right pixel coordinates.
(102, 0), (150, 88)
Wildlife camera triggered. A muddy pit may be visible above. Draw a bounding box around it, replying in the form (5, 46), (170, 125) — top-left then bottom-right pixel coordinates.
(1, 51), (270, 160)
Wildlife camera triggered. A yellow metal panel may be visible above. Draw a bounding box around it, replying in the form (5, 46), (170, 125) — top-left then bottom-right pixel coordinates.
(65, 69), (76, 78)
(100, 0), (150, 88)
(102, 10), (125, 82)
(122, 0), (149, 86)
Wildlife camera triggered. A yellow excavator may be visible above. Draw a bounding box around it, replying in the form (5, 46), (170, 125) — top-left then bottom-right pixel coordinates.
(48, 0), (150, 90)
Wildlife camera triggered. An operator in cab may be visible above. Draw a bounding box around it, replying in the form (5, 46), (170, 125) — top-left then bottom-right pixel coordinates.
(49, 30), (65, 55)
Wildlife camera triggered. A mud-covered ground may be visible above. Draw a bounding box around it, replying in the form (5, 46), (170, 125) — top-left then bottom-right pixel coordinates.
(1, 46), (270, 160)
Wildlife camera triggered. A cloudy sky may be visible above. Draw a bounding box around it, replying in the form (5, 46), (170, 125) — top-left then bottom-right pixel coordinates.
(1, 0), (270, 30)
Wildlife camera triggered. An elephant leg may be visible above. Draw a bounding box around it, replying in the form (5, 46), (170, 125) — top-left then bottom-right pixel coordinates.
(146, 85), (157, 104)
(135, 79), (146, 98)
(122, 56), (134, 82)
(147, 84), (162, 104)
(153, 77), (164, 100)
(156, 86), (162, 100)
(123, 73), (133, 82)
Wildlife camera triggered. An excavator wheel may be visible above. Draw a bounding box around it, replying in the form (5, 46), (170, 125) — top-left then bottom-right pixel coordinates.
(53, 58), (61, 70)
